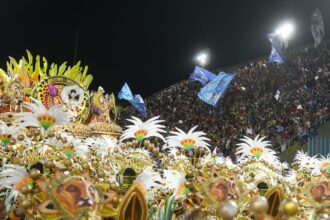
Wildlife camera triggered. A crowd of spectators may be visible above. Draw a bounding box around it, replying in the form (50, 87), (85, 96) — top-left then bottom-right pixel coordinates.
(119, 42), (330, 157)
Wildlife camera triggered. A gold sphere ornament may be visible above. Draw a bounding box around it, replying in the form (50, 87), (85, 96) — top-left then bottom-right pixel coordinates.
(29, 168), (41, 180)
(21, 199), (33, 209)
(251, 189), (259, 195)
(56, 134), (62, 140)
(282, 199), (299, 216)
(17, 134), (25, 141)
(63, 159), (72, 167)
(20, 185), (30, 194)
(233, 168), (239, 174)
(45, 160), (55, 169)
(185, 181), (193, 188)
(250, 196), (269, 215)
(62, 137), (68, 143)
(206, 162), (213, 168)
(98, 170), (106, 178)
(195, 163), (202, 169)
(26, 131), (33, 138)
(186, 171), (194, 178)
(9, 139), (16, 145)
(82, 163), (90, 170)
(110, 183), (119, 191)
(216, 200), (239, 220)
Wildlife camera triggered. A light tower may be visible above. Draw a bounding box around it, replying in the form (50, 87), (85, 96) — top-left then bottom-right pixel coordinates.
(195, 51), (209, 68)
(275, 22), (295, 49)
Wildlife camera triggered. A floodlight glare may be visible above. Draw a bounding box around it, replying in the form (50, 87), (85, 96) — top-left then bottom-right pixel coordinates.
(196, 52), (209, 66)
(276, 22), (294, 40)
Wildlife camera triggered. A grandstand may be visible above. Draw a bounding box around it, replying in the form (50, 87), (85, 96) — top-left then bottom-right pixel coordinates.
(120, 41), (330, 158)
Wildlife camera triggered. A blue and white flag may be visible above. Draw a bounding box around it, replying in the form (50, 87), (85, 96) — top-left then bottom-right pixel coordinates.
(198, 72), (235, 107)
(311, 8), (324, 48)
(118, 83), (147, 117)
(190, 66), (216, 86)
(267, 33), (285, 64)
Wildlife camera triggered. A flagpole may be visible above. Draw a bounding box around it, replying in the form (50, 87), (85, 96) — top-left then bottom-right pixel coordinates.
(73, 27), (80, 65)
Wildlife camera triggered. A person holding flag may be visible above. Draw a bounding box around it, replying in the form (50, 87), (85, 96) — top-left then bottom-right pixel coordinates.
(118, 82), (148, 118)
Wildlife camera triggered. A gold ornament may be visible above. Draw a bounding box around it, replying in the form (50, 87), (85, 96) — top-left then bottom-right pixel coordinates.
(216, 200), (239, 220)
(82, 163), (90, 170)
(19, 185), (30, 194)
(26, 132), (33, 138)
(21, 199), (33, 209)
(282, 199), (299, 216)
(250, 196), (269, 215)
(45, 160), (55, 169)
(98, 170), (106, 178)
(63, 159), (72, 167)
(17, 134), (25, 141)
(29, 168), (40, 180)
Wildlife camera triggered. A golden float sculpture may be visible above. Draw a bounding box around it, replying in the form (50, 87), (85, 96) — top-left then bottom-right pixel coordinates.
(0, 52), (328, 220)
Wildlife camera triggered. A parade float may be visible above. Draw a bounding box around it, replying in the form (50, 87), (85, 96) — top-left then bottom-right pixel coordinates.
(0, 52), (329, 220)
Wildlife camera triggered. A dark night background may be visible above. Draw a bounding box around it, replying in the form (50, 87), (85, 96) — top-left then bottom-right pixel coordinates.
(0, 0), (329, 97)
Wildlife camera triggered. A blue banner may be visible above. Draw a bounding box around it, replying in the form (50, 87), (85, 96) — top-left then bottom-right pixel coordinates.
(267, 33), (285, 64)
(190, 66), (216, 86)
(118, 83), (147, 117)
(198, 72), (235, 107)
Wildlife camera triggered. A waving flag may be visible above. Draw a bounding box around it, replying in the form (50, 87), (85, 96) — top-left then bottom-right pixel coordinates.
(118, 83), (147, 117)
(198, 72), (235, 107)
(190, 66), (216, 86)
(267, 33), (285, 64)
(311, 8), (324, 48)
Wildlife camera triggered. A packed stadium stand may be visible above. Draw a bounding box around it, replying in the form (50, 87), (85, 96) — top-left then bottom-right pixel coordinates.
(119, 42), (330, 157)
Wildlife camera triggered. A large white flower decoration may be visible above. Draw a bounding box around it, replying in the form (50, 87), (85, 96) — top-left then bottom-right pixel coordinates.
(14, 98), (68, 131)
(293, 150), (316, 171)
(165, 126), (210, 152)
(120, 116), (166, 142)
(236, 135), (277, 162)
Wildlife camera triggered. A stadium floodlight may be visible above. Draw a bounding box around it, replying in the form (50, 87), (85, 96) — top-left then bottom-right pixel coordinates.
(196, 52), (209, 67)
(275, 22), (295, 40)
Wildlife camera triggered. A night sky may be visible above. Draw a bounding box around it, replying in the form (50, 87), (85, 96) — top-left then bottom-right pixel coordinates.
(0, 0), (329, 97)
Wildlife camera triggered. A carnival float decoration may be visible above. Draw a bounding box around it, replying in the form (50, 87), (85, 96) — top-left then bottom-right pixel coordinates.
(0, 51), (328, 219)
